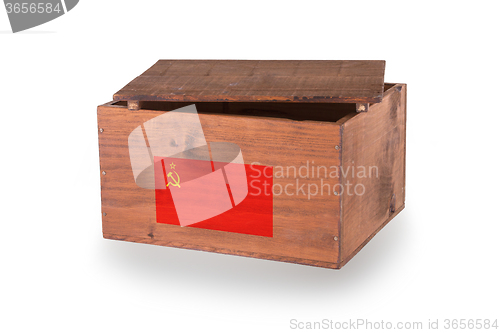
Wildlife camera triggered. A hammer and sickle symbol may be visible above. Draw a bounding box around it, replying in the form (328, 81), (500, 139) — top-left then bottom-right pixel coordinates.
(166, 171), (181, 188)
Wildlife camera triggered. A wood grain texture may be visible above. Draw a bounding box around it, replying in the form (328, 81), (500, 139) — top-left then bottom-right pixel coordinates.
(338, 204), (405, 268)
(113, 60), (386, 104)
(97, 103), (342, 267)
(339, 84), (406, 264)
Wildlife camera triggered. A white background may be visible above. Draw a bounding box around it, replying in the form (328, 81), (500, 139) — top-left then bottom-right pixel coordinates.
(1, 1), (499, 332)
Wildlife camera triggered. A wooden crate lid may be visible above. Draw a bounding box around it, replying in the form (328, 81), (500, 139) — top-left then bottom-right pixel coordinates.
(113, 60), (385, 104)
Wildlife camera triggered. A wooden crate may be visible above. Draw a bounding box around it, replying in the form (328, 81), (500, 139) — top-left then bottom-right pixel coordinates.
(97, 60), (406, 269)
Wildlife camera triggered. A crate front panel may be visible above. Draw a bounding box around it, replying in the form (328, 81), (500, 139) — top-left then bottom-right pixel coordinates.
(97, 104), (342, 266)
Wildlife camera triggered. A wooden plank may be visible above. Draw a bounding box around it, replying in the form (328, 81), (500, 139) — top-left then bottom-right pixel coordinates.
(104, 234), (341, 269)
(97, 104), (342, 267)
(338, 204), (405, 268)
(339, 84), (406, 264)
(113, 60), (386, 104)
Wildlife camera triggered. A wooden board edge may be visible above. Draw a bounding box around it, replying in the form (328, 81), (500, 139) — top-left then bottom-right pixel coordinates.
(334, 82), (404, 126)
(102, 233), (341, 269)
(401, 84), (407, 210)
(337, 204), (405, 269)
(111, 94), (382, 104)
(338, 125), (344, 264)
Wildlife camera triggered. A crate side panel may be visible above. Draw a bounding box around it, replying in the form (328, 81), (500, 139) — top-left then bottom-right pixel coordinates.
(340, 84), (406, 263)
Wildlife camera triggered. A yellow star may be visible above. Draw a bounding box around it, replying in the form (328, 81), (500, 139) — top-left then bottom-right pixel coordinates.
(170, 162), (176, 169)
